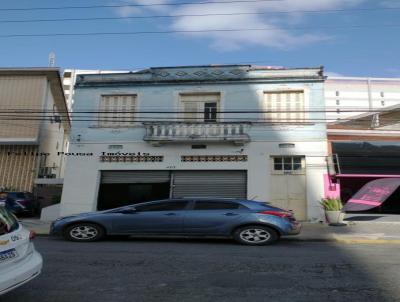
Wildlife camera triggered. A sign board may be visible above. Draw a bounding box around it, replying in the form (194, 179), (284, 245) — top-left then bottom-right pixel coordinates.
(343, 178), (400, 211)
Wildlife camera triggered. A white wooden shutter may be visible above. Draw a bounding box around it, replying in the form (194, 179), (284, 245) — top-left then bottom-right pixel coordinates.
(182, 101), (200, 122)
(264, 91), (304, 123)
(99, 95), (136, 127)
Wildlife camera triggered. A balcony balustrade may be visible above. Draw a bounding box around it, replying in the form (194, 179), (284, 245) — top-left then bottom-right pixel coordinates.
(143, 122), (251, 145)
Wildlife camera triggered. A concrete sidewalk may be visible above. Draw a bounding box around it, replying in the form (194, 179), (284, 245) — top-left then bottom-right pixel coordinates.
(20, 218), (51, 235)
(20, 218), (400, 243)
(284, 222), (400, 244)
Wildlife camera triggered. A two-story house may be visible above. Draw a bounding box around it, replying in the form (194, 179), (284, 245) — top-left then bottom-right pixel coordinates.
(0, 68), (70, 204)
(60, 65), (327, 221)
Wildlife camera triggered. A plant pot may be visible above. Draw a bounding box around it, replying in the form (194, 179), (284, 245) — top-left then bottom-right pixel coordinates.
(325, 211), (345, 224)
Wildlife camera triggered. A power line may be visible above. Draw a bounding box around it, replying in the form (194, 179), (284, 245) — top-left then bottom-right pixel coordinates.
(0, 0), (281, 12)
(1, 24), (399, 38)
(3, 114), (398, 120)
(1, 114), (399, 123)
(0, 108), (399, 113)
(0, 117), (396, 124)
(1, 7), (399, 24)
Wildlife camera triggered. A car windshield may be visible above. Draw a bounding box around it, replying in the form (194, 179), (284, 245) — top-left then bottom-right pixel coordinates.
(9, 192), (26, 199)
(0, 206), (19, 235)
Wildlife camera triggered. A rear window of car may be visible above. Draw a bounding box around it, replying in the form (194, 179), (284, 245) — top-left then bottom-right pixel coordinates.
(193, 201), (242, 210)
(8, 192), (26, 199)
(0, 206), (19, 235)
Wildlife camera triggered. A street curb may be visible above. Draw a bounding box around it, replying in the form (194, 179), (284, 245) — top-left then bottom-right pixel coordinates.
(33, 234), (400, 244)
(283, 238), (400, 244)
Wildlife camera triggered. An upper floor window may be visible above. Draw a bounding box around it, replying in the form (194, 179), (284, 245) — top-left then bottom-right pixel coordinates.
(263, 91), (305, 123)
(180, 93), (220, 122)
(98, 95), (136, 127)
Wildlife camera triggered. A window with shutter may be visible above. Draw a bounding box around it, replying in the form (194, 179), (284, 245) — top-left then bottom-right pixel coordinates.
(264, 91), (305, 123)
(98, 95), (136, 127)
(180, 93), (220, 122)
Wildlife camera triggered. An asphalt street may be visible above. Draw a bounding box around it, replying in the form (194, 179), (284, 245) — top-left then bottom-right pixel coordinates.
(2, 237), (400, 302)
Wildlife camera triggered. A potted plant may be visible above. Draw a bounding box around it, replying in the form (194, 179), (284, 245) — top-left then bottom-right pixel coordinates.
(320, 197), (345, 225)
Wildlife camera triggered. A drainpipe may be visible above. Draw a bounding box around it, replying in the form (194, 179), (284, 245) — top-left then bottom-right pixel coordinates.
(35, 80), (51, 180)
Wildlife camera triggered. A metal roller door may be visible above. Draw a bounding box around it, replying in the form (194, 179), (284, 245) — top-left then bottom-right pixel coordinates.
(101, 171), (170, 184)
(172, 170), (247, 199)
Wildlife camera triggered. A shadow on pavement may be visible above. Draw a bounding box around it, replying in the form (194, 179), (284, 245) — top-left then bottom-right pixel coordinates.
(345, 215), (385, 221)
(2, 236), (399, 302)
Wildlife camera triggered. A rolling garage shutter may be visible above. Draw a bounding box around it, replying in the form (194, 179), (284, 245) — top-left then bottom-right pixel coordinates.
(172, 170), (247, 199)
(101, 171), (170, 184)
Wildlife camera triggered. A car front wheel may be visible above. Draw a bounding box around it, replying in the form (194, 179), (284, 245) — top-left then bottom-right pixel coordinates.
(64, 223), (105, 242)
(233, 225), (279, 245)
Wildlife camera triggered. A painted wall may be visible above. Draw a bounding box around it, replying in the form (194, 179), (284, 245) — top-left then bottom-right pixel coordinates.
(71, 81), (326, 143)
(325, 77), (400, 120)
(60, 68), (327, 221)
(0, 76), (46, 142)
(61, 140), (327, 220)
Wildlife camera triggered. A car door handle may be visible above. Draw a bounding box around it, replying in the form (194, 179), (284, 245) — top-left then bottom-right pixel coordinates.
(164, 213), (177, 216)
(223, 213), (239, 216)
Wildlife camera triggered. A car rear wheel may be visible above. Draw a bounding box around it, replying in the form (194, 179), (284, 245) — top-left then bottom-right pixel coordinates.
(64, 223), (105, 242)
(233, 225), (279, 245)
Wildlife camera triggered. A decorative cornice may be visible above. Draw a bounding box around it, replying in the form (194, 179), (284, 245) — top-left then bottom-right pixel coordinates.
(75, 66), (324, 87)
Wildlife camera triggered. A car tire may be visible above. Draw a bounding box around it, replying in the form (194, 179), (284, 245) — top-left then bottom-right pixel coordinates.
(64, 223), (105, 242)
(233, 225), (279, 246)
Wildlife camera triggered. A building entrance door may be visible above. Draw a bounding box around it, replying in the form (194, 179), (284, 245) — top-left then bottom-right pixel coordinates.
(269, 156), (307, 220)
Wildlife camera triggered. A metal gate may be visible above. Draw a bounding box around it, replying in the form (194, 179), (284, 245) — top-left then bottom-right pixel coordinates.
(171, 170), (247, 199)
(101, 171), (170, 184)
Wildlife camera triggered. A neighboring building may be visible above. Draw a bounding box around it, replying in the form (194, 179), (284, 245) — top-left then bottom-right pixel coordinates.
(60, 65), (328, 221)
(62, 69), (129, 111)
(325, 77), (400, 121)
(0, 68), (70, 196)
(326, 105), (400, 213)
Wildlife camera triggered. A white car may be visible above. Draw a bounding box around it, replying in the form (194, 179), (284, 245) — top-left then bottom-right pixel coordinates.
(0, 204), (43, 295)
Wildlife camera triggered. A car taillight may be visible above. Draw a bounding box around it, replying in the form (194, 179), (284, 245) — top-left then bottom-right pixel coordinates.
(29, 230), (36, 240)
(259, 211), (292, 218)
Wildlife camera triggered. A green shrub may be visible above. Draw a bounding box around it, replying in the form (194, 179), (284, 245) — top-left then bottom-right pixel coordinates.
(320, 198), (343, 211)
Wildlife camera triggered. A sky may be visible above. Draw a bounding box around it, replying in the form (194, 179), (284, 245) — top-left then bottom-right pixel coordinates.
(0, 0), (399, 77)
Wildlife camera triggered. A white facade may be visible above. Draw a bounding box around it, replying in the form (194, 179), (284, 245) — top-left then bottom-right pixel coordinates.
(60, 65), (328, 221)
(62, 69), (129, 111)
(325, 77), (400, 121)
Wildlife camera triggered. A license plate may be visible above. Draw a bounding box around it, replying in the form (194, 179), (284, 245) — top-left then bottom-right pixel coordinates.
(0, 249), (18, 263)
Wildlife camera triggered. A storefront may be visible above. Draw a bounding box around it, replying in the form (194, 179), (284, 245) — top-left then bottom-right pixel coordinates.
(331, 141), (400, 214)
(97, 170), (247, 210)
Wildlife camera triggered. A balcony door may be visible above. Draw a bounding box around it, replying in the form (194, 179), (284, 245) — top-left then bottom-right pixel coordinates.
(180, 93), (220, 123)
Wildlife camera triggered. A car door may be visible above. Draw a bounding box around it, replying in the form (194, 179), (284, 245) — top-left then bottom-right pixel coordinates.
(111, 200), (189, 234)
(183, 200), (247, 235)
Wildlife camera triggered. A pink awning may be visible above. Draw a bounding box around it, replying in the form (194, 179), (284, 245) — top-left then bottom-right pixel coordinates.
(343, 178), (400, 212)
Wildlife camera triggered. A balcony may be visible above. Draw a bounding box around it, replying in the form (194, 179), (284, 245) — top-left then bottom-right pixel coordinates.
(143, 122), (251, 146)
